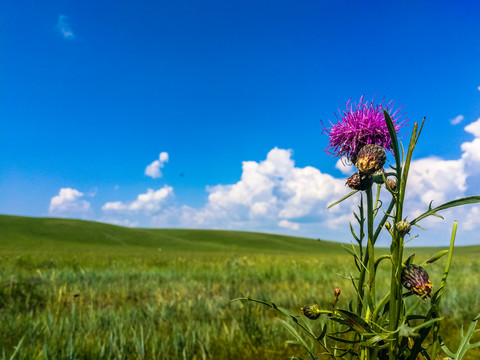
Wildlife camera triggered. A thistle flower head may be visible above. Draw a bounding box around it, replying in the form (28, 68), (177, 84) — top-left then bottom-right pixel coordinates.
(323, 95), (406, 162)
(401, 264), (433, 300)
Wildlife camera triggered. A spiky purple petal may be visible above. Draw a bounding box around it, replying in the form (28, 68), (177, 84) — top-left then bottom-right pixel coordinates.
(323, 95), (406, 162)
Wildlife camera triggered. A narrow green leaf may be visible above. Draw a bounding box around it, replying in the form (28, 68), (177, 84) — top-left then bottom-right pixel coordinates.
(383, 109), (401, 172)
(342, 244), (358, 259)
(328, 190), (358, 209)
(422, 250), (450, 265)
(411, 196), (480, 225)
(316, 323), (328, 342)
(438, 335), (456, 357)
(336, 309), (371, 332)
(404, 253), (415, 266)
(326, 335), (361, 344)
(349, 222), (360, 243)
(282, 320), (317, 360)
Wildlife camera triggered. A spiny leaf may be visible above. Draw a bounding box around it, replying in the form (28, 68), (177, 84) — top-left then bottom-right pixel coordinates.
(411, 196), (480, 225)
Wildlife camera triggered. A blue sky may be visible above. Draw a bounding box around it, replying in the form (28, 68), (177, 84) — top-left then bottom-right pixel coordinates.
(1, 1), (480, 246)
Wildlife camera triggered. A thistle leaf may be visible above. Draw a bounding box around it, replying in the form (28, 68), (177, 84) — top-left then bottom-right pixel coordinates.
(411, 196), (480, 225)
(423, 250), (450, 265)
(328, 190), (358, 209)
(384, 109), (401, 172)
(440, 313), (480, 360)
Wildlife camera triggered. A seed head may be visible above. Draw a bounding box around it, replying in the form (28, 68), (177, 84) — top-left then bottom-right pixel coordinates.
(401, 264), (433, 300)
(346, 171), (373, 191)
(301, 304), (321, 320)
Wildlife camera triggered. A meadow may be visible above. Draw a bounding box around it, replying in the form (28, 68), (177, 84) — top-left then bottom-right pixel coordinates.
(0, 215), (479, 359)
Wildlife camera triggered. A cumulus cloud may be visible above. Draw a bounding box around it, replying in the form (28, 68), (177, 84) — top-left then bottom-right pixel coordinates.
(278, 219), (300, 230)
(102, 186), (173, 214)
(56, 15), (75, 39)
(145, 152), (169, 178)
(450, 115), (464, 125)
(407, 157), (466, 205)
(49, 188), (92, 218)
(151, 148), (352, 236)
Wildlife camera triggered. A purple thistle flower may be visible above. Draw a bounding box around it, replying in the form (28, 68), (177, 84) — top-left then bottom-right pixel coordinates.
(323, 95), (406, 162)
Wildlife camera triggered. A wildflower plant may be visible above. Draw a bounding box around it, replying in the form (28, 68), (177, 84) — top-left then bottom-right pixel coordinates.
(235, 96), (480, 359)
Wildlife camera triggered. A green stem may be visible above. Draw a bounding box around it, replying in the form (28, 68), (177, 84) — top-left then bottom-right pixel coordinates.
(359, 187), (376, 360)
(356, 195), (367, 316)
(365, 187), (376, 320)
(431, 221), (457, 359)
(389, 122), (419, 359)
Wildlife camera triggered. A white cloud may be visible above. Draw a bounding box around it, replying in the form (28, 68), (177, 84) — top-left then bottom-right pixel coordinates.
(56, 15), (75, 39)
(464, 118), (480, 137)
(461, 118), (480, 167)
(450, 114), (464, 125)
(407, 157), (466, 206)
(278, 219), (300, 230)
(477, 86), (480, 91)
(335, 158), (354, 175)
(151, 148), (351, 236)
(102, 186), (173, 214)
(145, 152), (169, 178)
(49, 188), (92, 218)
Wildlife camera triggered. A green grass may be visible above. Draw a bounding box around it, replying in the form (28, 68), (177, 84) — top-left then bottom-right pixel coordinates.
(0, 214), (479, 359)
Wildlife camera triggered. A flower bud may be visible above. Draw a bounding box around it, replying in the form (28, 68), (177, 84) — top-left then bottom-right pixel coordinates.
(355, 144), (387, 175)
(386, 179), (396, 191)
(396, 220), (411, 236)
(346, 171), (373, 191)
(372, 169), (386, 184)
(301, 304), (321, 320)
(333, 287), (341, 300)
(401, 264), (433, 300)
(384, 221), (391, 230)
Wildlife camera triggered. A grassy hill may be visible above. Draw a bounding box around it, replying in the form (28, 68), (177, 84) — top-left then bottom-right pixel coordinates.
(1, 214), (479, 258)
(0, 214), (346, 255)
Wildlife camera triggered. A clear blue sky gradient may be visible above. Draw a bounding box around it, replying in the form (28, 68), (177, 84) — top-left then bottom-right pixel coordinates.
(1, 1), (480, 245)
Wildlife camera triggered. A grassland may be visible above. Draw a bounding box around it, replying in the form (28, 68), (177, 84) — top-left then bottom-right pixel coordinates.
(0, 214), (479, 359)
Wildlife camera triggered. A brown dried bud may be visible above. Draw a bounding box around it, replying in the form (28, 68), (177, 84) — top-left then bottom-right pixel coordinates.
(396, 220), (411, 236)
(333, 287), (341, 299)
(346, 171), (373, 191)
(386, 179), (397, 191)
(301, 304), (321, 320)
(355, 144), (387, 175)
(401, 264), (433, 300)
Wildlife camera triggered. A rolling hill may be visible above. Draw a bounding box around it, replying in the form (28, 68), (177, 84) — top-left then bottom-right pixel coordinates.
(1, 214), (479, 257)
(0, 214), (344, 255)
